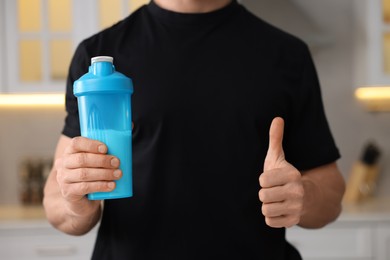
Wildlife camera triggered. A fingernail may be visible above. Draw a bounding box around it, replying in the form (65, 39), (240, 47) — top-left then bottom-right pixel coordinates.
(113, 169), (121, 178)
(98, 145), (106, 153)
(111, 158), (119, 167)
(108, 182), (115, 189)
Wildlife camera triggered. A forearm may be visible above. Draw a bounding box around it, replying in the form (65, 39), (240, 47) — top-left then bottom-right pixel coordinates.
(43, 169), (102, 236)
(298, 163), (345, 228)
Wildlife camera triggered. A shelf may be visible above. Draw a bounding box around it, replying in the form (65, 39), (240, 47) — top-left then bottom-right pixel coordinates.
(341, 197), (390, 222)
(0, 205), (45, 221)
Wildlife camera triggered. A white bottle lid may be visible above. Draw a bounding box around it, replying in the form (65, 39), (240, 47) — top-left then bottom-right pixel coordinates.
(91, 56), (113, 64)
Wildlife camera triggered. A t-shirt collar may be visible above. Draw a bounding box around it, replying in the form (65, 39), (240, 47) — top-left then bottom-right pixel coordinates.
(147, 0), (240, 26)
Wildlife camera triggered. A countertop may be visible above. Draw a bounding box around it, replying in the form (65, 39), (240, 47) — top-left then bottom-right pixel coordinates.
(339, 197), (390, 222)
(0, 205), (46, 221)
(0, 205), (48, 229)
(1, 197), (390, 224)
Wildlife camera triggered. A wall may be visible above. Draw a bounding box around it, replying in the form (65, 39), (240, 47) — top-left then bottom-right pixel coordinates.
(0, 108), (65, 204)
(243, 0), (390, 196)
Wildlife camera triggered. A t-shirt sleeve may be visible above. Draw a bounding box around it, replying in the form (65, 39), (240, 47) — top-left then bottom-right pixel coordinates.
(284, 45), (340, 171)
(62, 42), (90, 138)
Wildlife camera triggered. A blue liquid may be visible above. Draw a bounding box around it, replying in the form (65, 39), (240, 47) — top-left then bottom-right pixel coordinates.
(85, 129), (132, 200)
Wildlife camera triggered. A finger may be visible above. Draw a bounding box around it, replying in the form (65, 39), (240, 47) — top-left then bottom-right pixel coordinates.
(261, 201), (285, 217)
(265, 215), (300, 228)
(262, 200), (303, 218)
(258, 186), (285, 203)
(61, 168), (122, 183)
(65, 136), (108, 155)
(259, 167), (300, 188)
(63, 153), (120, 169)
(61, 181), (116, 199)
(264, 117), (285, 170)
(268, 117), (284, 156)
(260, 168), (287, 188)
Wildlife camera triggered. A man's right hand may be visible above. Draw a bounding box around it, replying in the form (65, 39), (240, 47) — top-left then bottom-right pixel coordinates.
(57, 136), (121, 198)
(43, 135), (122, 235)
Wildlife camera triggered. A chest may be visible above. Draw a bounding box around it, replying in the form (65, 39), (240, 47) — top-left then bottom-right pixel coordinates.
(112, 26), (298, 130)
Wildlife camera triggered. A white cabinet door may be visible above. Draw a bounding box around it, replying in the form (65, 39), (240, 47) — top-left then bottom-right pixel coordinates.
(286, 222), (374, 260)
(375, 225), (390, 260)
(353, 0), (390, 88)
(4, 0), (75, 93)
(0, 221), (97, 260)
(0, 0), (5, 92)
(2, 0), (149, 93)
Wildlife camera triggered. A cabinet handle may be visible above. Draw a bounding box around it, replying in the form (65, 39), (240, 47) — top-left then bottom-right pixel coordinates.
(35, 245), (77, 256)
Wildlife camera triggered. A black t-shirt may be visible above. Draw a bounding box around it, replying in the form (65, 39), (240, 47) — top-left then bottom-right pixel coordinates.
(63, 1), (340, 259)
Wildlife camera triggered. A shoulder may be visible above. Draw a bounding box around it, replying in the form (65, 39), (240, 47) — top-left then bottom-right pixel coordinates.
(237, 5), (309, 59)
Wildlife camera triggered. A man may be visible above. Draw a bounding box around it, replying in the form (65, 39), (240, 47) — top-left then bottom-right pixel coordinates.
(43, 0), (345, 259)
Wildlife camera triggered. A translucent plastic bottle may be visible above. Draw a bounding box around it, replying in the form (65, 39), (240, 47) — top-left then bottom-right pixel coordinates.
(73, 56), (134, 200)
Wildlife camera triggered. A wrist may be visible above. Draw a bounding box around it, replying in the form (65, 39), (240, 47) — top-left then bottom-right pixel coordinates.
(301, 178), (319, 216)
(298, 177), (325, 228)
(63, 199), (102, 235)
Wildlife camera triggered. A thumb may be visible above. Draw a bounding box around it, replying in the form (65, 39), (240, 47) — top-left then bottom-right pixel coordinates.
(264, 117), (285, 170)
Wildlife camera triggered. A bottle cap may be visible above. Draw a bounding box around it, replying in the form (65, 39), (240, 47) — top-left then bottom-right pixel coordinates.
(74, 55), (133, 96)
(91, 56), (113, 64)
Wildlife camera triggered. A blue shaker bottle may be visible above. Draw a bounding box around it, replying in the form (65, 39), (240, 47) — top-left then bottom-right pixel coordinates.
(73, 56), (134, 200)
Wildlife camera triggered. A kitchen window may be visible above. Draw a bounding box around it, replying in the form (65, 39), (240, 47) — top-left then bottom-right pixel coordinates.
(1, 0), (148, 93)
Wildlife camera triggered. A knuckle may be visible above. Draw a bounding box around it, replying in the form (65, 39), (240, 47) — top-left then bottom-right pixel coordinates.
(54, 157), (63, 170)
(287, 183), (304, 200)
(290, 169), (301, 180)
(258, 189), (264, 202)
(79, 182), (90, 195)
(61, 155), (72, 168)
(265, 217), (275, 227)
(78, 168), (88, 181)
(71, 137), (82, 149)
(261, 204), (270, 216)
(259, 174), (268, 188)
(293, 184), (304, 199)
(56, 168), (69, 186)
(288, 216), (300, 227)
(104, 170), (113, 181)
(56, 169), (64, 183)
(259, 189), (270, 202)
(294, 216), (301, 225)
(102, 182), (112, 191)
(59, 184), (70, 199)
(285, 222), (294, 228)
(105, 156), (113, 167)
(76, 153), (87, 167)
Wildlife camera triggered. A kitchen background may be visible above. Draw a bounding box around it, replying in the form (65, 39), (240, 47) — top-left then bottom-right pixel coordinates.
(1, 0), (390, 259)
(1, 0), (389, 204)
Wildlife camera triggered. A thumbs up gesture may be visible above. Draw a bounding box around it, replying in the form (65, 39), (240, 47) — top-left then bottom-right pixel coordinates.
(259, 117), (304, 228)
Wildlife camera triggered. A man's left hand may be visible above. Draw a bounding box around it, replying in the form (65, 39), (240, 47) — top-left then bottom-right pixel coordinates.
(259, 117), (304, 228)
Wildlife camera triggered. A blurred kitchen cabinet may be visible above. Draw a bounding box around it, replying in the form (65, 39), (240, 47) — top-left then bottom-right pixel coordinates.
(0, 221), (97, 259)
(353, 0), (390, 88)
(287, 219), (390, 260)
(0, 1), (5, 92)
(376, 225), (390, 260)
(2, 0), (148, 93)
(287, 221), (374, 260)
